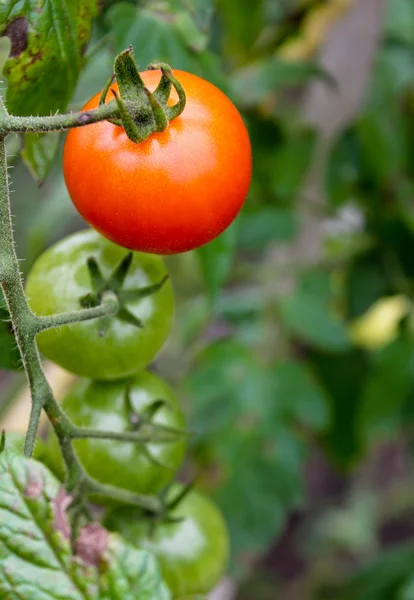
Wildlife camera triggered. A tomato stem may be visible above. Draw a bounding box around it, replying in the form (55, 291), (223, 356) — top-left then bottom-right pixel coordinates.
(0, 133), (164, 515)
(0, 45), (187, 517)
(69, 425), (182, 444)
(0, 100), (120, 135)
(34, 291), (119, 333)
(0, 49), (186, 144)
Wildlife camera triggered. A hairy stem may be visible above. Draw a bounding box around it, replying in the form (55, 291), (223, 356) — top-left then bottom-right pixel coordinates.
(83, 479), (162, 511)
(0, 132), (161, 515)
(70, 425), (182, 444)
(34, 292), (119, 333)
(0, 100), (119, 135)
(0, 134), (49, 456)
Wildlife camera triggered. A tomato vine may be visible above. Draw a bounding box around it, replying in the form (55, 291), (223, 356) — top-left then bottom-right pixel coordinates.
(0, 48), (189, 514)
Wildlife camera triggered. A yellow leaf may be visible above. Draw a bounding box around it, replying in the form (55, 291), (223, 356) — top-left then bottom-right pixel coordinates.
(349, 295), (412, 351)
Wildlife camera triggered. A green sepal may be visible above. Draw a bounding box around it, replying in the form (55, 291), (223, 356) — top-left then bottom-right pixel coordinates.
(141, 445), (169, 470)
(114, 47), (146, 102)
(87, 256), (106, 292)
(167, 481), (196, 511)
(117, 306), (144, 328)
(99, 73), (116, 106)
(151, 67), (172, 105)
(145, 89), (169, 132)
(107, 252), (133, 292)
(78, 253), (167, 334)
(141, 399), (168, 421)
(119, 274), (169, 303)
(101, 49), (187, 143)
(111, 89), (146, 143)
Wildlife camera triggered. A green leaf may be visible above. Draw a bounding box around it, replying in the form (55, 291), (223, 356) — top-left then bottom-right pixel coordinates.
(279, 289), (350, 352)
(311, 349), (369, 468)
(371, 45), (414, 101)
(215, 430), (303, 560)
(386, 0), (414, 46)
(167, 0), (213, 52)
(237, 207), (297, 251)
(271, 127), (317, 202)
(103, 537), (171, 600)
(0, 302), (21, 370)
(215, 0), (264, 54)
(0, 36), (10, 71)
(0, 452), (171, 599)
(231, 58), (335, 107)
(346, 259), (389, 319)
(357, 336), (414, 446)
(204, 359), (329, 562)
(398, 575), (414, 600)
(326, 128), (363, 207)
(271, 361), (330, 430)
(21, 133), (60, 185)
(105, 2), (217, 78)
(184, 340), (324, 565)
(324, 543), (414, 600)
(196, 221), (237, 303)
(0, 0), (98, 116)
(356, 106), (407, 187)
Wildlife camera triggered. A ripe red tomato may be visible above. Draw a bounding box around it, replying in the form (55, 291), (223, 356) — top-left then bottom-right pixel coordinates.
(63, 70), (252, 255)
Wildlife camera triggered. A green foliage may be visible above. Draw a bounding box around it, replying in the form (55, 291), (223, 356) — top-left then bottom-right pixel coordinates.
(279, 287), (350, 352)
(0, 451), (171, 599)
(320, 544), (414, 600)
(105, 1), (219, 80)
(196, 222), (237, 304)
(184, 339), (329, 564)
(0, 0), (98, 116)
(0, 0), (98, 183)
(21, 133), (60, 184)
(231, 59), (335, 107)
(357, 335), (414, 446)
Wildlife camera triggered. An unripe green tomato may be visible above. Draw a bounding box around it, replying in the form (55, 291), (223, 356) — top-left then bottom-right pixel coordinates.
(105, 487), (229, 597)
(43, 371), (186, 497)
(25, 229), (174, 380)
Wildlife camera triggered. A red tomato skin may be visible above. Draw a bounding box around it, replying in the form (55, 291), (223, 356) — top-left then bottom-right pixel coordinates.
(63, 70), (252, 255)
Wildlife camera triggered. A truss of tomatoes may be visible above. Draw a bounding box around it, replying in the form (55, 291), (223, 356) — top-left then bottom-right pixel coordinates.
(25, 68), (250, 596)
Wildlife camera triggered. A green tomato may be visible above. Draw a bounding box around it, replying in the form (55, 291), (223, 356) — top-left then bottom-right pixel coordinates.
(26, 229), (174, 380)
(105, 487), (229, 597)
(43, 371), (186, 496)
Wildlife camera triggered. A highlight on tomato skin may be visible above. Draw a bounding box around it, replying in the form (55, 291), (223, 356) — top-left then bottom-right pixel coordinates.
(104, 486), (230, 597)
(63, 69), (252, 255)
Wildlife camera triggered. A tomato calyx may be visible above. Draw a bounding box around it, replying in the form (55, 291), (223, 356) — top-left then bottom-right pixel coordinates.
(100, 47), (186, 144)
(123, 383), (188, 454)
(135, 481), (196, 533)
(79, 251), (169, 335)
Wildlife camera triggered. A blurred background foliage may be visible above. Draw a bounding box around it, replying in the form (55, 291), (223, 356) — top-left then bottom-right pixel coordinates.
(1, 0), (414, 598)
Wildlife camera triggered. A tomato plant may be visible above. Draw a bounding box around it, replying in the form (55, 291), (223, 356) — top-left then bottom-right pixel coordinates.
(25, 229), (174, 380)
(105, 486), (229, 597)
(44, 370), (186, 496)
(63, 70), (252, 255)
